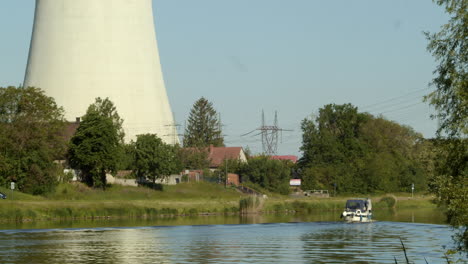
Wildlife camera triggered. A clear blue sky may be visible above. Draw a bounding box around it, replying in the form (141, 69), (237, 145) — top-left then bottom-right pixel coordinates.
(0, 1), (448, 156)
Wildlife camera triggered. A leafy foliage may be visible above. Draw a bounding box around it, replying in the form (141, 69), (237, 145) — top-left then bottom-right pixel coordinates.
(87, 97), (125, 142)
(117, 143), (136, 171)
(299, 103), (427, 194)
(0, 86), (66, 194)
(425, 0), (467, 255)
(68, 98), (122, 189)
(183, 97), (224, 147)
(424, 0), (467, 138)
(429, 138), (467, 254)
(237, 156), (292, 195)
(216, 158), (244, 184)
(134, 134), (182, 185)
(177, 147), (211, 170)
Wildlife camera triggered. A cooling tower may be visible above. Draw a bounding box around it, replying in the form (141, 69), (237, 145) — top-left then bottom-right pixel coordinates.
(24, 0), (178, 144)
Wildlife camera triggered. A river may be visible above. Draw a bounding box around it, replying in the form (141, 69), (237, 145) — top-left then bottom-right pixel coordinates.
(0, 209), (465, 263)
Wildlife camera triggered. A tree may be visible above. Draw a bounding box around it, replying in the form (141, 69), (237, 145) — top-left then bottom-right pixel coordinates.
(177, 147), (211, 170)
(117, 143), (136, 171)
(183, 97), (224, 147)
(299, 104), (371, 193)
(217, 158), (244, 185)
(134, 134), (181, 186)
(425, 0), (467, 254)
(237, 156), (291, 195)
(68, 98), (122, 189)
(0, 86), (66, 194)
(299, 104), (427, 194)
(87, 97), (125, 142)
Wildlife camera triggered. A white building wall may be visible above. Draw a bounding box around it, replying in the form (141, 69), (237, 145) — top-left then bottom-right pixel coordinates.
(24, 0), (178, 144)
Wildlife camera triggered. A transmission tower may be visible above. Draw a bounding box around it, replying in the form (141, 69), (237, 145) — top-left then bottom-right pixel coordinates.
(164, 112), (182, 145)
(242, 111), (292, 156)
(164, 122), (182, 145)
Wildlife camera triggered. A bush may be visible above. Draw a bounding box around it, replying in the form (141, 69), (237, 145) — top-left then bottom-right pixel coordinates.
(378, 195), (397, 208)
(273, 203), (286, 213)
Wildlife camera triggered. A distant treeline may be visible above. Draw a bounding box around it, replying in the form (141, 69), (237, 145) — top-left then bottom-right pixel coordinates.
(297, 103), (435, 194)
(0, 86), (439, 196)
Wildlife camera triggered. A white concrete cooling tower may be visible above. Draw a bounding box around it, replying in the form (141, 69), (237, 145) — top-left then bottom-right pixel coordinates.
(24, 0), (178, 144)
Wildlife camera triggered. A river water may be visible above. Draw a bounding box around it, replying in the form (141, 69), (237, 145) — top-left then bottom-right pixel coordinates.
(0, 209), (465, 264)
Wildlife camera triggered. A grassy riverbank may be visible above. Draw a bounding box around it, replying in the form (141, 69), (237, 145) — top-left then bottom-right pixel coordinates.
(0, 182), (243, 222)
(0, 182), (437, 223)
(262, 194), (437, 214)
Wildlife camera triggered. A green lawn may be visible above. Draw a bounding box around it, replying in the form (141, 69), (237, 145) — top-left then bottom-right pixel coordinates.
(0, 182), (437, 223)
(0, 182), (244, 222)
(43, 182), (242, 201)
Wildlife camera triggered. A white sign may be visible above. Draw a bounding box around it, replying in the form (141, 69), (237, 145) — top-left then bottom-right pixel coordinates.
(10, 182), (15, 190)
(290, 179), (301, 186)
(411, 183), (414, 190)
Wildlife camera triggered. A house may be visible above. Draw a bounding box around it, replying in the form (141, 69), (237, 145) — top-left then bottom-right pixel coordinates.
(270, 155), (298, 163)
(208, 145), (248, 169)
(181, 145), (248, 170)
(62, 118), (81, 142)
(182, 170), (203, 182)
(154, 175), (181, 185)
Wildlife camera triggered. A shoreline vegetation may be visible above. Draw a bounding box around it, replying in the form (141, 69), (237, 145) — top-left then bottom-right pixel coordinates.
(0, 182), (437, 224)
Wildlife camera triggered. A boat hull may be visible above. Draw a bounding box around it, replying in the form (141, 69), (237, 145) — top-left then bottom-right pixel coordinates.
(343, 213), (373, 223)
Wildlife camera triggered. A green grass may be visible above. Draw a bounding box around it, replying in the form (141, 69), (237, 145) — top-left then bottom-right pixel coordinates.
(0, 182), (243, 222)
(0, 183), (437, 223)
(0, 187), (44, 201)
(44, 182), (242, 201)
(262, 193), (436, 214)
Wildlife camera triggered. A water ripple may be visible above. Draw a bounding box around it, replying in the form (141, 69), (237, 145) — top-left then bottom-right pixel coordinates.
(0, 221), (465, 264)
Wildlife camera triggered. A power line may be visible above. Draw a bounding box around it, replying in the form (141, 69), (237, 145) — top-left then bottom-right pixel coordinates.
(378, 102), (425, 115)
(360, 88), (428, 110)
(241, 110), (293, 156)
(363, 94), (425, 113)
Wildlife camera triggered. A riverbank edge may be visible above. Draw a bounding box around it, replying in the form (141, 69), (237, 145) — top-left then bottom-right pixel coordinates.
(0, 196), (437, 223)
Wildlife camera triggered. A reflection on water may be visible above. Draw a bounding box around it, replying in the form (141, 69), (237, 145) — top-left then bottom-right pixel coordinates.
(0, 208), (448, 231)
(0, 222), (463, 264)
(0, 208), (462, 264)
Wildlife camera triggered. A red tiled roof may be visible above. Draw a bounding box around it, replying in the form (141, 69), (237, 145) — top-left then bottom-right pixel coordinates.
(181, 145), (244, 168)
(117, 170), (133, 178)
(62, 121), (80, 142)
(209, 146), (243, 167)
(270, 155), (298, 163)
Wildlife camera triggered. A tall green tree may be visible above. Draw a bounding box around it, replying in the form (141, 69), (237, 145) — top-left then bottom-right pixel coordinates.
(87, 97), (125, 142)
(299, 104), (370, 193)
(68, 98), (123, 189)
(183, 97), (224, 147)
(299, 104), (427, 194)
(117, 143), (136, 171)
(425, 0), (467, 254)
(237, 156), (291, 195)
(177, 147), (211, 170)
(134, 134), (181, 186)
(0, 86), (66, 194)
(360, 117), (426, 193)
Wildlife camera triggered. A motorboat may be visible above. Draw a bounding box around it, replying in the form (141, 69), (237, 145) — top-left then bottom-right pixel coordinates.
(341, 198), (373, 222)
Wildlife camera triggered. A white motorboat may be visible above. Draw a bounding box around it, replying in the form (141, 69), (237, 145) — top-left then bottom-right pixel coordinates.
(341, 198), (373, 222)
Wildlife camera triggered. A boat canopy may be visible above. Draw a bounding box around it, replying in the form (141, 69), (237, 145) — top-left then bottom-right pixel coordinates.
(345, 200), (369, 211)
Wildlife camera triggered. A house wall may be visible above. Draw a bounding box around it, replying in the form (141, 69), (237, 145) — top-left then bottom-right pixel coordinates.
(154, 174), (181, 185)
(106, 174), (138, 187)
(238, 150), (248, 163)
(227, 173), (239, 186)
